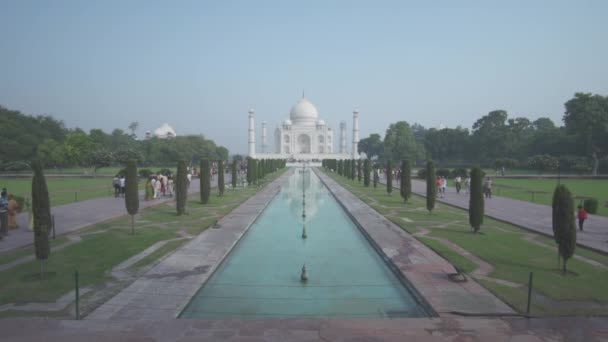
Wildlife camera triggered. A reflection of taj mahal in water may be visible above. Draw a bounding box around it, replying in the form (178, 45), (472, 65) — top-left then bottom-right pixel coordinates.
(248, 95), (360, 161)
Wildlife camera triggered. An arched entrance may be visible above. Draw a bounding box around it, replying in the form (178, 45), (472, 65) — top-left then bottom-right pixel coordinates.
(297, 134), (311, 153)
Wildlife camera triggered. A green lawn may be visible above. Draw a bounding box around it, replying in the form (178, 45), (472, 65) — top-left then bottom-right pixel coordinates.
(0, 169), (286, 313)
(492, 178), (608, 216)
(326, 171), (608, 316)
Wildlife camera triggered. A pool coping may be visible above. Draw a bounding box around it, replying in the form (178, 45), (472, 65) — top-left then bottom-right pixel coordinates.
(315, 169), (515, 317)
(86, 170), (291, 320)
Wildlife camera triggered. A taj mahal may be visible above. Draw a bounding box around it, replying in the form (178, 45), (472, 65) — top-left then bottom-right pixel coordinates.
(248, 95), (360, 161)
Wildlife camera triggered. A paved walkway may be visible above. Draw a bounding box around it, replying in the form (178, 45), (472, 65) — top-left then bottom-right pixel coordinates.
(380, 176), (608, 254)
(0, 176), (231, 253)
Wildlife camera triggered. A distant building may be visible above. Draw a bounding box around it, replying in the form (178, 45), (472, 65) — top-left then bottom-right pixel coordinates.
(145, 123), (177, 139)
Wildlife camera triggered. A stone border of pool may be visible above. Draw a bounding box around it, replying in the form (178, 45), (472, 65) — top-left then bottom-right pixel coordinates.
(87, 170), (291, 320)
(314, 169), (515, 316)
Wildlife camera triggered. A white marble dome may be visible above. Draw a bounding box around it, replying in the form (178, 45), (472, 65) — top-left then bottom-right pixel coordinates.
(153, 123), (177, 139)
(290, 97), (319, 125)
(283, 119), (292, 126)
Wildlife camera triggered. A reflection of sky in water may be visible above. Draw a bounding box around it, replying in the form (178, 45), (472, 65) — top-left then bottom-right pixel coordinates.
(281, 168), (325, 223)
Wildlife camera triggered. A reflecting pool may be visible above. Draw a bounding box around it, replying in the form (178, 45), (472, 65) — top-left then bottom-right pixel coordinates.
(180, 168), (428, 318)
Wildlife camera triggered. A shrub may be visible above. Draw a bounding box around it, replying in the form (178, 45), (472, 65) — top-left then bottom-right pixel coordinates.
(426, 160), (436, 213)
(400, 160), (411, 203)
(138, 168), (153, 179)
(363, 159), (371, 187)
(175, 161), (187, 215)
(31, 160), (50, 278)
(436, 168), (451, 178)
(528, 154), (559, 173)
(450, 168), (468, 178)
(386, 160), (393, 194)
(156, 168), (172, 176)
(583, 198), (598, 214)
(417, 168), (426, 179)
(200, 160), (210, 204)
(494, 158), (519, 170)
(558, 155), (591, 174)
(552, 185), (576, 273)
(125, 160), (139, 235)
(469, 167), (484, 233)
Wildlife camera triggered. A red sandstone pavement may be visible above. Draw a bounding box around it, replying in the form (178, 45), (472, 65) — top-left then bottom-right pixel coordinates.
(0, 176), (230, 253)
(379, 176), (608, 254)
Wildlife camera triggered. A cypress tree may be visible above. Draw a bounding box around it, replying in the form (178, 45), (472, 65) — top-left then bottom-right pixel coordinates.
(218, 160), (225, 196)
(176, 160), (187, 215)
(344, 160), (349, 178)
(426, 160), (436, 213)
(386, 160), (393, 194)
(125, 159), (139, 235)
(31, 160), (50, 279)
(252, 159), (258, 185)
(357, 159), (362, 182)
(469, 167), (484, 232)
(231, 160), (237, 189)
(552, 185), (577, 273)
(400, 160), (411, 203)
(351, 159), (356, 180)
(363, 159), (371, 187)
(200, 159), (210, 204)
(373, 167), (378, 188)
(338, 160), (343, 175)
(246, 157), (253, 185)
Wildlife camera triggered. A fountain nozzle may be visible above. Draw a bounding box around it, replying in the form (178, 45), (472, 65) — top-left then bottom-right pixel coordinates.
(301, 264), (308, 282)
(302, 225), (307, 239)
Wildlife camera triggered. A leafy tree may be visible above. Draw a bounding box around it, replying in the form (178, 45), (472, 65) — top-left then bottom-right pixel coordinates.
(552, 185), (577, 273)
(426, 160), (436, 213)
(363, 159), (371, 187)
(471, 110), (509, 161)
(200, 160), (211, 204)
(527, 154), (559, 174)
(128, 121), (139, 138)
(218, 160), (225, 196)
(469, 167), (484, 233)
(231, 160), (237, 189)
(232, 154), (244, 162)
(383, 121), (420, 162)
(357, 159), (362, 182)
(563, 93), (608, 175)
(358, 133), (383, 160)
(386, 160), (393, 194)
(373, 167), (378, 188)
(424, 127), (470, 162)
(125, 159), (139, 235)
(175, 160), (188, 215)
(31, 161), (51, 278)
(246, 157), (253, 185)
(400, 160), (411, 203)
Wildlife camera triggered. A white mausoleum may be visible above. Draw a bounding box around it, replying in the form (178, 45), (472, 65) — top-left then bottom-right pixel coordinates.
(248, 95), (360, 160)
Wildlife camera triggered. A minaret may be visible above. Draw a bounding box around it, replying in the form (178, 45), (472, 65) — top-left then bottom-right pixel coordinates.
(248, 109), (256, 157)
(339, 121), (347, 154)
(352, 110), (359, 158)
(261, 121), (267, 154)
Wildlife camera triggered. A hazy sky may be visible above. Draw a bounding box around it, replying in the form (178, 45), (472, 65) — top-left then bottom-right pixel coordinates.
(1, 1), (607, 154)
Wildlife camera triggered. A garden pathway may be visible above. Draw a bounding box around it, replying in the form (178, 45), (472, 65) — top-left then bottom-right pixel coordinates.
(0, 176), (231, 253)
(381, 176), (608, 254)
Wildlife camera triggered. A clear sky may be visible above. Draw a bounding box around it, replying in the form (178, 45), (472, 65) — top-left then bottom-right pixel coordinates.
(1, 0), (607, 154)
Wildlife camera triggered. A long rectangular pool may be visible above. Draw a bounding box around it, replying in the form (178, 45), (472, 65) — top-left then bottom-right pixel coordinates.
(180, 168), (429, 318)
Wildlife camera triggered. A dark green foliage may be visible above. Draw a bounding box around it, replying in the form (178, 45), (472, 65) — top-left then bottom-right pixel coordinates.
(583, 198), (598, 214)
(246, 157), (253, 184)
(231, 160), (237, 189)
(138, 168), (153, 179)
(426, 160), (436, 213)
(469, 167), (484, 232)
(251, 159), (258, 184)
(175, 160), (187, 215)
(125, 159), (139, 235)
(400, 160), (411, 203)
(450, 168), (468, 178)
(386, 160), (393, 194)
(357, 159), (362, 182)
(350, 159), (356, 180)
(218, 160), (225, 196)
(338, 160), (343, 175)
(373, 168), (378, 188)
(31, 161), (51, 266)
(436, 168), (451, 178)
(200, 159), (211, 204)
(552, 185), (577, 273)
(363, 159), (371, 186)
(417, 168), (427, 179)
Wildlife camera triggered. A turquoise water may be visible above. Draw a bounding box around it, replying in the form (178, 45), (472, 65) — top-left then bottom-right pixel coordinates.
(180, 169), (428, 318)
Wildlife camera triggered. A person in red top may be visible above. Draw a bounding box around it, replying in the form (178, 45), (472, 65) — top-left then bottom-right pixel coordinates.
(577, 205), (588, 231)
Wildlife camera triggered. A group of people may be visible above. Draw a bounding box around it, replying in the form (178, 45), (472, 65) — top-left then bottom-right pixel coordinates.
(0, 188), (21, 240)
(145, 174), (175, 200)
(112, 175), (126, 198)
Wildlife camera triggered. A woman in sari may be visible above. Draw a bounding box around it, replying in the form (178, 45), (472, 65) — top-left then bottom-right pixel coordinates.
(145, 178), (154, 201)
(7, 194), (19, 230)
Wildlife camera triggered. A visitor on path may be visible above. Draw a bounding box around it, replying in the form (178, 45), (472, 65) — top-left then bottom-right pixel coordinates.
(441, 177), (447, 196)
(435, 177), (443, 198)
(112, 175), (121, 198)
(187, 172), (192, 188)
(7, 194), (19, 230)
(167, 176), (174, 197)
(455, 176), (462, 194)
(483, 177), (493, 198)
(0, 190), (8, 238)
(465, 176), (471, 194)
(154, 176), (162, 199)
(145, 178), (154, 201)
(577, 205), (588, 231)
(160, 176), (166, 197)
(119, 176), (126, 197)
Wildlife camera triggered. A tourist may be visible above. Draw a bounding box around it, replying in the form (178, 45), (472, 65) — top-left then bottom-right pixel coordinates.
(7, 194), (19, 230)
(441, 177), (447, 196)
(483, 177), (492, 198)
(145, 178), (154, 201)
(119, 175), (126, 197)
(577, 205), (588, 231)
(167, 176), (174, 197)
(465, 176), (471, 194)
(0, 190), (8, 238)
(435, 176), (442, 198)
(154, 176), (162, 199)
(160, 176), (166, 197)
(112, 175), (120, 198)
(187, 172), (192, 188)
(454, 176), (462, 194)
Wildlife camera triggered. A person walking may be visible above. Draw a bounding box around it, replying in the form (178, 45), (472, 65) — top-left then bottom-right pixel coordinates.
(154, 176), (162, 199)
(435, 176), (442, 198)
(465, 176), (471, 194)
(441, 177), (447, 196)
(112, 175), (120, 198)
(0, 190), (9, 238)
(454, 176), (462, 194)
(119, 175), (126, 197)
(483, 177), (493, 198)
(7, 194), (19, 230)
(577, 205), (588, 231)
(145, 178), (154, 201)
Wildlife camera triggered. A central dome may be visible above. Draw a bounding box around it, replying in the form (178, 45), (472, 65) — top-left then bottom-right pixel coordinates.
(289, 97), (319, 125)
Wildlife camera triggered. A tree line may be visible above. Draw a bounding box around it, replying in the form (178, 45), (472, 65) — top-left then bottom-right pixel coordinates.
(0, 105), (229, 172)
(358, 93), (608, 175)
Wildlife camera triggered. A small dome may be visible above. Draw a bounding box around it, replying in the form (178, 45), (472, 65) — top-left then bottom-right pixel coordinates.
(283, 119), (292, 126)
(317, 119), (326, 126)
(154, 123), (177, 139)
(290, 97), (319, 125)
